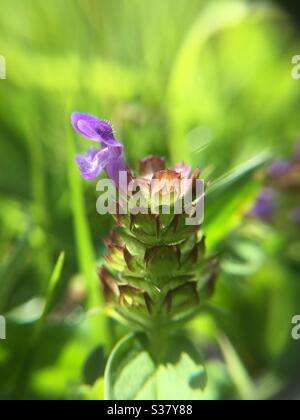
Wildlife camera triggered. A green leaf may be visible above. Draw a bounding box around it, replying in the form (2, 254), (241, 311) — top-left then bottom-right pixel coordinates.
(105, 333), (207, 400)
(33, 251), (66, 342)
(8, 252), (66, 397)
(204, 151), (270, 248)
(222, 239), (265, 276)
(79, 378), (105, 401)
(0, 217), (33, 312)
(42, 251), (66, 318)
(218, 334), (254, 400)
(207, 150), (270, 198)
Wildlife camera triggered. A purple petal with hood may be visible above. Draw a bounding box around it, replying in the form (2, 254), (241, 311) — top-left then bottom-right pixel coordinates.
(71, 112), (118, 146)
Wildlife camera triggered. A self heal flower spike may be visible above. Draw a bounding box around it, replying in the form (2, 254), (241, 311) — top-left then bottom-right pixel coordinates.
(72, 113), (219, 336)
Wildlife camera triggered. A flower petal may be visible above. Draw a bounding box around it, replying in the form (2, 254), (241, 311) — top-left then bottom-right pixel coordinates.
(174, 163), (192, 179)
(76, 147), (110, 180)
(139, 156), (166, 178)
(71, 112), (120, 147)
(106, 148), (128, 186)
(151, 170), (182, 202)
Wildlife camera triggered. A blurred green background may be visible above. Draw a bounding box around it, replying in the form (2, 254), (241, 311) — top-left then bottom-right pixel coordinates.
(0, 0), (300, 400)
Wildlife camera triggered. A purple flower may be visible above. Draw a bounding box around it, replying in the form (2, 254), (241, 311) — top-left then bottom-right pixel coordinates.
(71, 113), (127, 185)
(268, 160), (291, 178)
(249, 188), (277, 222)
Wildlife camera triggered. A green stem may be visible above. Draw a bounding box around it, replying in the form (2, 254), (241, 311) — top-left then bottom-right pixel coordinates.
(147, 313), (170, 362)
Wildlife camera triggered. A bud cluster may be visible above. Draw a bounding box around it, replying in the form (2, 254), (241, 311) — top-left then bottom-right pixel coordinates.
(99, 156), (219, 332)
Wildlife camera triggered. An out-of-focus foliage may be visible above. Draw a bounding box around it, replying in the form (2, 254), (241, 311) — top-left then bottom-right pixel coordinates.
(0, 0), (299, 400)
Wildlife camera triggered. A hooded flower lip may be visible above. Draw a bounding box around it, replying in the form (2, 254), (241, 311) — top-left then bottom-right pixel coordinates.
(71, 112), (126, 184)
(71, 112), (116, 146)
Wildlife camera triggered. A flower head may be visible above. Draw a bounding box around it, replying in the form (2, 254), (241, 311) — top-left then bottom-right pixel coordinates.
(71, 112), (126, 185)
(135, 156), (199, 209)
